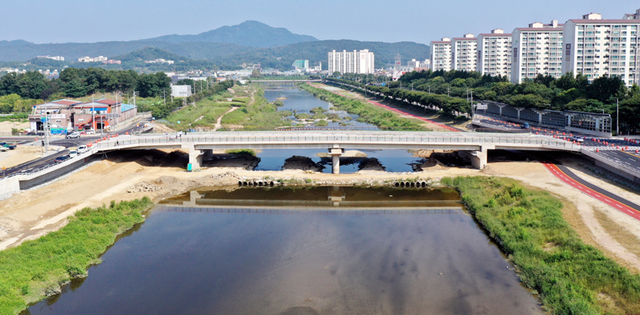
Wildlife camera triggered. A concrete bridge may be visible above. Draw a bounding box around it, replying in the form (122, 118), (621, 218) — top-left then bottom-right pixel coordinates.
(93, 131), (582, 173)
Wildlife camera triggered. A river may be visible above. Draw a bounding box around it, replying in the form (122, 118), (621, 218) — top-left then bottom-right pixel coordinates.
(24, 187), (541, 314)
(254, 88), (418, 173)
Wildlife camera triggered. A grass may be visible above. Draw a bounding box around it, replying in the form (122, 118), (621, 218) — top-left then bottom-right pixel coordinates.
(0, 198), (153, 315)
(219, 86), (291, 130)
(299, 84), (429, 131)
(446, 176), (640, 315)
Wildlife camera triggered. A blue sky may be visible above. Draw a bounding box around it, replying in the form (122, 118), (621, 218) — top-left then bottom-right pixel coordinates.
(1, 0), (639, 44)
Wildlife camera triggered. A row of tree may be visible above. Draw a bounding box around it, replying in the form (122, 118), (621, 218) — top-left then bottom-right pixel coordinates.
(137, 79), (234, 119)
(332, 70), (640, 134)
(0, 68), (172, 101)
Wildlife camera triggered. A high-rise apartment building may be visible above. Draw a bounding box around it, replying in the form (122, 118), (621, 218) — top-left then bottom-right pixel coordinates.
(430, 38), (452, 71)
(477, 29), (512, 79)
(452, 34), (478, 71)
(563, 10), (640, 86)
(511, 20), (564, 83)
(327, 49), (375, 74)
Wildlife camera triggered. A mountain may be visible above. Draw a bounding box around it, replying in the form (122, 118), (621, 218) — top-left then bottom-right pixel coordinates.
(143, 20), (318, 48)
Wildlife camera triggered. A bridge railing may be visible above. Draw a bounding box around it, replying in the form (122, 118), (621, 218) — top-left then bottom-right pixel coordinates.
(94, 132), (582, 151)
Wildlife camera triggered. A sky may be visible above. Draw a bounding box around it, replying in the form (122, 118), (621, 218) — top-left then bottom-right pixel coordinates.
(1, 0), (639, 45)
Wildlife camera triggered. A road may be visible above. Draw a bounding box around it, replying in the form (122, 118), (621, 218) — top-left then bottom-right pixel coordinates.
(0, 120), (150, 177)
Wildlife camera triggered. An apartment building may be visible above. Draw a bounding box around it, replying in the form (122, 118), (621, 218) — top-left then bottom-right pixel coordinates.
(327, 49), (375, 74)
(452, 34), (478, 72)
(477, 29), (512, 79)
(430, 38), (452, 71)
(562, 10), (640, 86)
(511, 20), (564, 83)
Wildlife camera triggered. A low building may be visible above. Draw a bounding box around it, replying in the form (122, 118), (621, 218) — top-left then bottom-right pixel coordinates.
(292, 60), (310, 70)
(78, 56), (109, 63)
(171, 85), (192, 98)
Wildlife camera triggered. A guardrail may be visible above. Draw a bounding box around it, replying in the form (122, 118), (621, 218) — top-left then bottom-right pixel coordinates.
(92, 131), (583, 151)
(581, 147), (640, 178)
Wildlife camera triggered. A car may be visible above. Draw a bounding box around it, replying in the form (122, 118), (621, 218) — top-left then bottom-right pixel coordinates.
(521, 123), (530, 129)
(77, 145), (88, 154)
(575, 136), (584, 143)
(66, 132), (81, 139)
(0, 146), (7, 152)
(85, 130), (96, 135)
(0, 142), (16, 150)
(54, 155), (70, 163)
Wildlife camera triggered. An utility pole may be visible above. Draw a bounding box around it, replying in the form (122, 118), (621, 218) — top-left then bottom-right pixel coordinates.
(163, 89), (166, 107)
(616, 98), (619, 135)
(428, 85), (431, 94)
(447, 87), (450, 97)
(92, 94), (95, 134)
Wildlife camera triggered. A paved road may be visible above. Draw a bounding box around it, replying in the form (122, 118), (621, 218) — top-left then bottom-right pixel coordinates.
(543, 162), (640, 220)
(0, 120), (150, 178)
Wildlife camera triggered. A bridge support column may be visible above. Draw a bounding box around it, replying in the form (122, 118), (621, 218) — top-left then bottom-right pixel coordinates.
(459, 145), (492, 170)
(329, 145), (344, 174)
(183, 143), (203, 171)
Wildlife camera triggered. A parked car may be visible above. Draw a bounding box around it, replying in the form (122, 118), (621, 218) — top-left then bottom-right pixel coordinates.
(54, 155), (70, 163)
(66, 132), (81, 139)
(0, 142), (16, 150)
(0, 146), (7, 152)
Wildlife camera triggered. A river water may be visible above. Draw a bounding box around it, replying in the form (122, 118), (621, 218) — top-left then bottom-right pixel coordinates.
(25, 187), (541, 315)
(254, 88), (418, 173)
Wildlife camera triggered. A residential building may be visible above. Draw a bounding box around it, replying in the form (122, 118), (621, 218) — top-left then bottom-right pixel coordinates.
(430, 38), (452, 71)
(145, 59), (174, 65)
(477, 29), (512, 79)
(452, 34), (478, 71)
(327, 49), (375, 74)
(292, 60), (309, 70)
(562, 10), (640, 86)
(511, 20), (564, 83)
(78, 56), (108, 63)
(36, 55), (65, 61)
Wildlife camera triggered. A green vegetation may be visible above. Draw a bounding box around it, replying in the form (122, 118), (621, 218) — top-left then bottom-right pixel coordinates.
(447, 176), (640, 314)
(219, 87), (292, 130)
(335, 68), (640, 133)
(225, 149), (256, 156)
(299, 83), (428, 131)
(0, 198), (153, 315)
(273, 100), (284, 107)
(0, 113), (28, 122)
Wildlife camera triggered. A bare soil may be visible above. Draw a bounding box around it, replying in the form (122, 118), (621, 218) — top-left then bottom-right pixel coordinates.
(1, 148), (640, 275)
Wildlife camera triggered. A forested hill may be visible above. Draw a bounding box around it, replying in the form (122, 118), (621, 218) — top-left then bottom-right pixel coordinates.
(142, 20), (318, 48)
(211, 40), (431, 69)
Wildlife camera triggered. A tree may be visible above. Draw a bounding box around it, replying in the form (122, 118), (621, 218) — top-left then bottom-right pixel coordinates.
(250, 69), (262, 79)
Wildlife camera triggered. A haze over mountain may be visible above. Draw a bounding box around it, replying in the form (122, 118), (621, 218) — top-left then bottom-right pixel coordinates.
(0, 21), (429, 70)
(142, 20), (318, 48)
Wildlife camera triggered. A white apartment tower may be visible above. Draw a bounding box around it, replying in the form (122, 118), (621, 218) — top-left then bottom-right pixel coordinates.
(327, 49), (375, 74)
(563, 10), (640, 86)
(452, 34), (478, 71)
(477, 29), (512, 79)
(430, 38), (452, 71)
(511, 20), (564, 83)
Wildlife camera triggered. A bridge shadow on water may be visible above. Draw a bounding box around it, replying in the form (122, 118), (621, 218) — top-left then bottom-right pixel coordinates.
(160, 186), (463, 211)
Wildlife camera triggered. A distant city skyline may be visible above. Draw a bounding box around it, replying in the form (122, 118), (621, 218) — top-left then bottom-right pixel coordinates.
(1, 0), (638, 45)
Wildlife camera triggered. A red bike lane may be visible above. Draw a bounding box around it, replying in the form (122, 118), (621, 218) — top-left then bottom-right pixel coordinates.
(542, 162), (640, 221)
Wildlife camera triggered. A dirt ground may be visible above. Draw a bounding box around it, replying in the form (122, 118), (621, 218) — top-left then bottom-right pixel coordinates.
(0, 121), (30, 134)
(1, 148), (640, 275)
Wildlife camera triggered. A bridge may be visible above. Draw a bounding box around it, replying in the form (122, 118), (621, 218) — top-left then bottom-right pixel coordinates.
(92, 131), (582, 173)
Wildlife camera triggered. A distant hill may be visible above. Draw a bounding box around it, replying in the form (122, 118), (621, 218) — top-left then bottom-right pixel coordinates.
(113, 47), (190, 62)
(0, 21), (429, 71)
(143, 20), (318, 48)
(211, 40), (431, 69)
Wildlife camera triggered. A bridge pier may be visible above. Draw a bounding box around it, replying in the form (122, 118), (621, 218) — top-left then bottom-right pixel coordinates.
(329, 145), (344, 174)
(459, 144), (492, 169)
(183, 143), (203, 171)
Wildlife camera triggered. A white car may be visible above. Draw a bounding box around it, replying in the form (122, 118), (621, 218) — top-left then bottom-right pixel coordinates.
(77, 145), (88, 154)
(66, 132), (81, 139)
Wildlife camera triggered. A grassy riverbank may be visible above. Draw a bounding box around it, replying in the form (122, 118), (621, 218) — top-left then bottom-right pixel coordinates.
(299, 83), (428, 131)
(0, 197), (153, 315)
(446, 176), (640, 314)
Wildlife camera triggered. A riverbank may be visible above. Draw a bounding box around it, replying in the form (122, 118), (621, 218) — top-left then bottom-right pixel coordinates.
(449, 176), (640, 314)
(0, 198), (152, 315)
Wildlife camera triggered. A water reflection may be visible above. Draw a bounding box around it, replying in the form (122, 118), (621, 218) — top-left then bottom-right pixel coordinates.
(25, 187), (541, 315)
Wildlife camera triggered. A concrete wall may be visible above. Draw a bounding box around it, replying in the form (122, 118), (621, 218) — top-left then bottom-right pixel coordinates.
(19, 153), (101, 190)
(0, 176), (20, 200)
